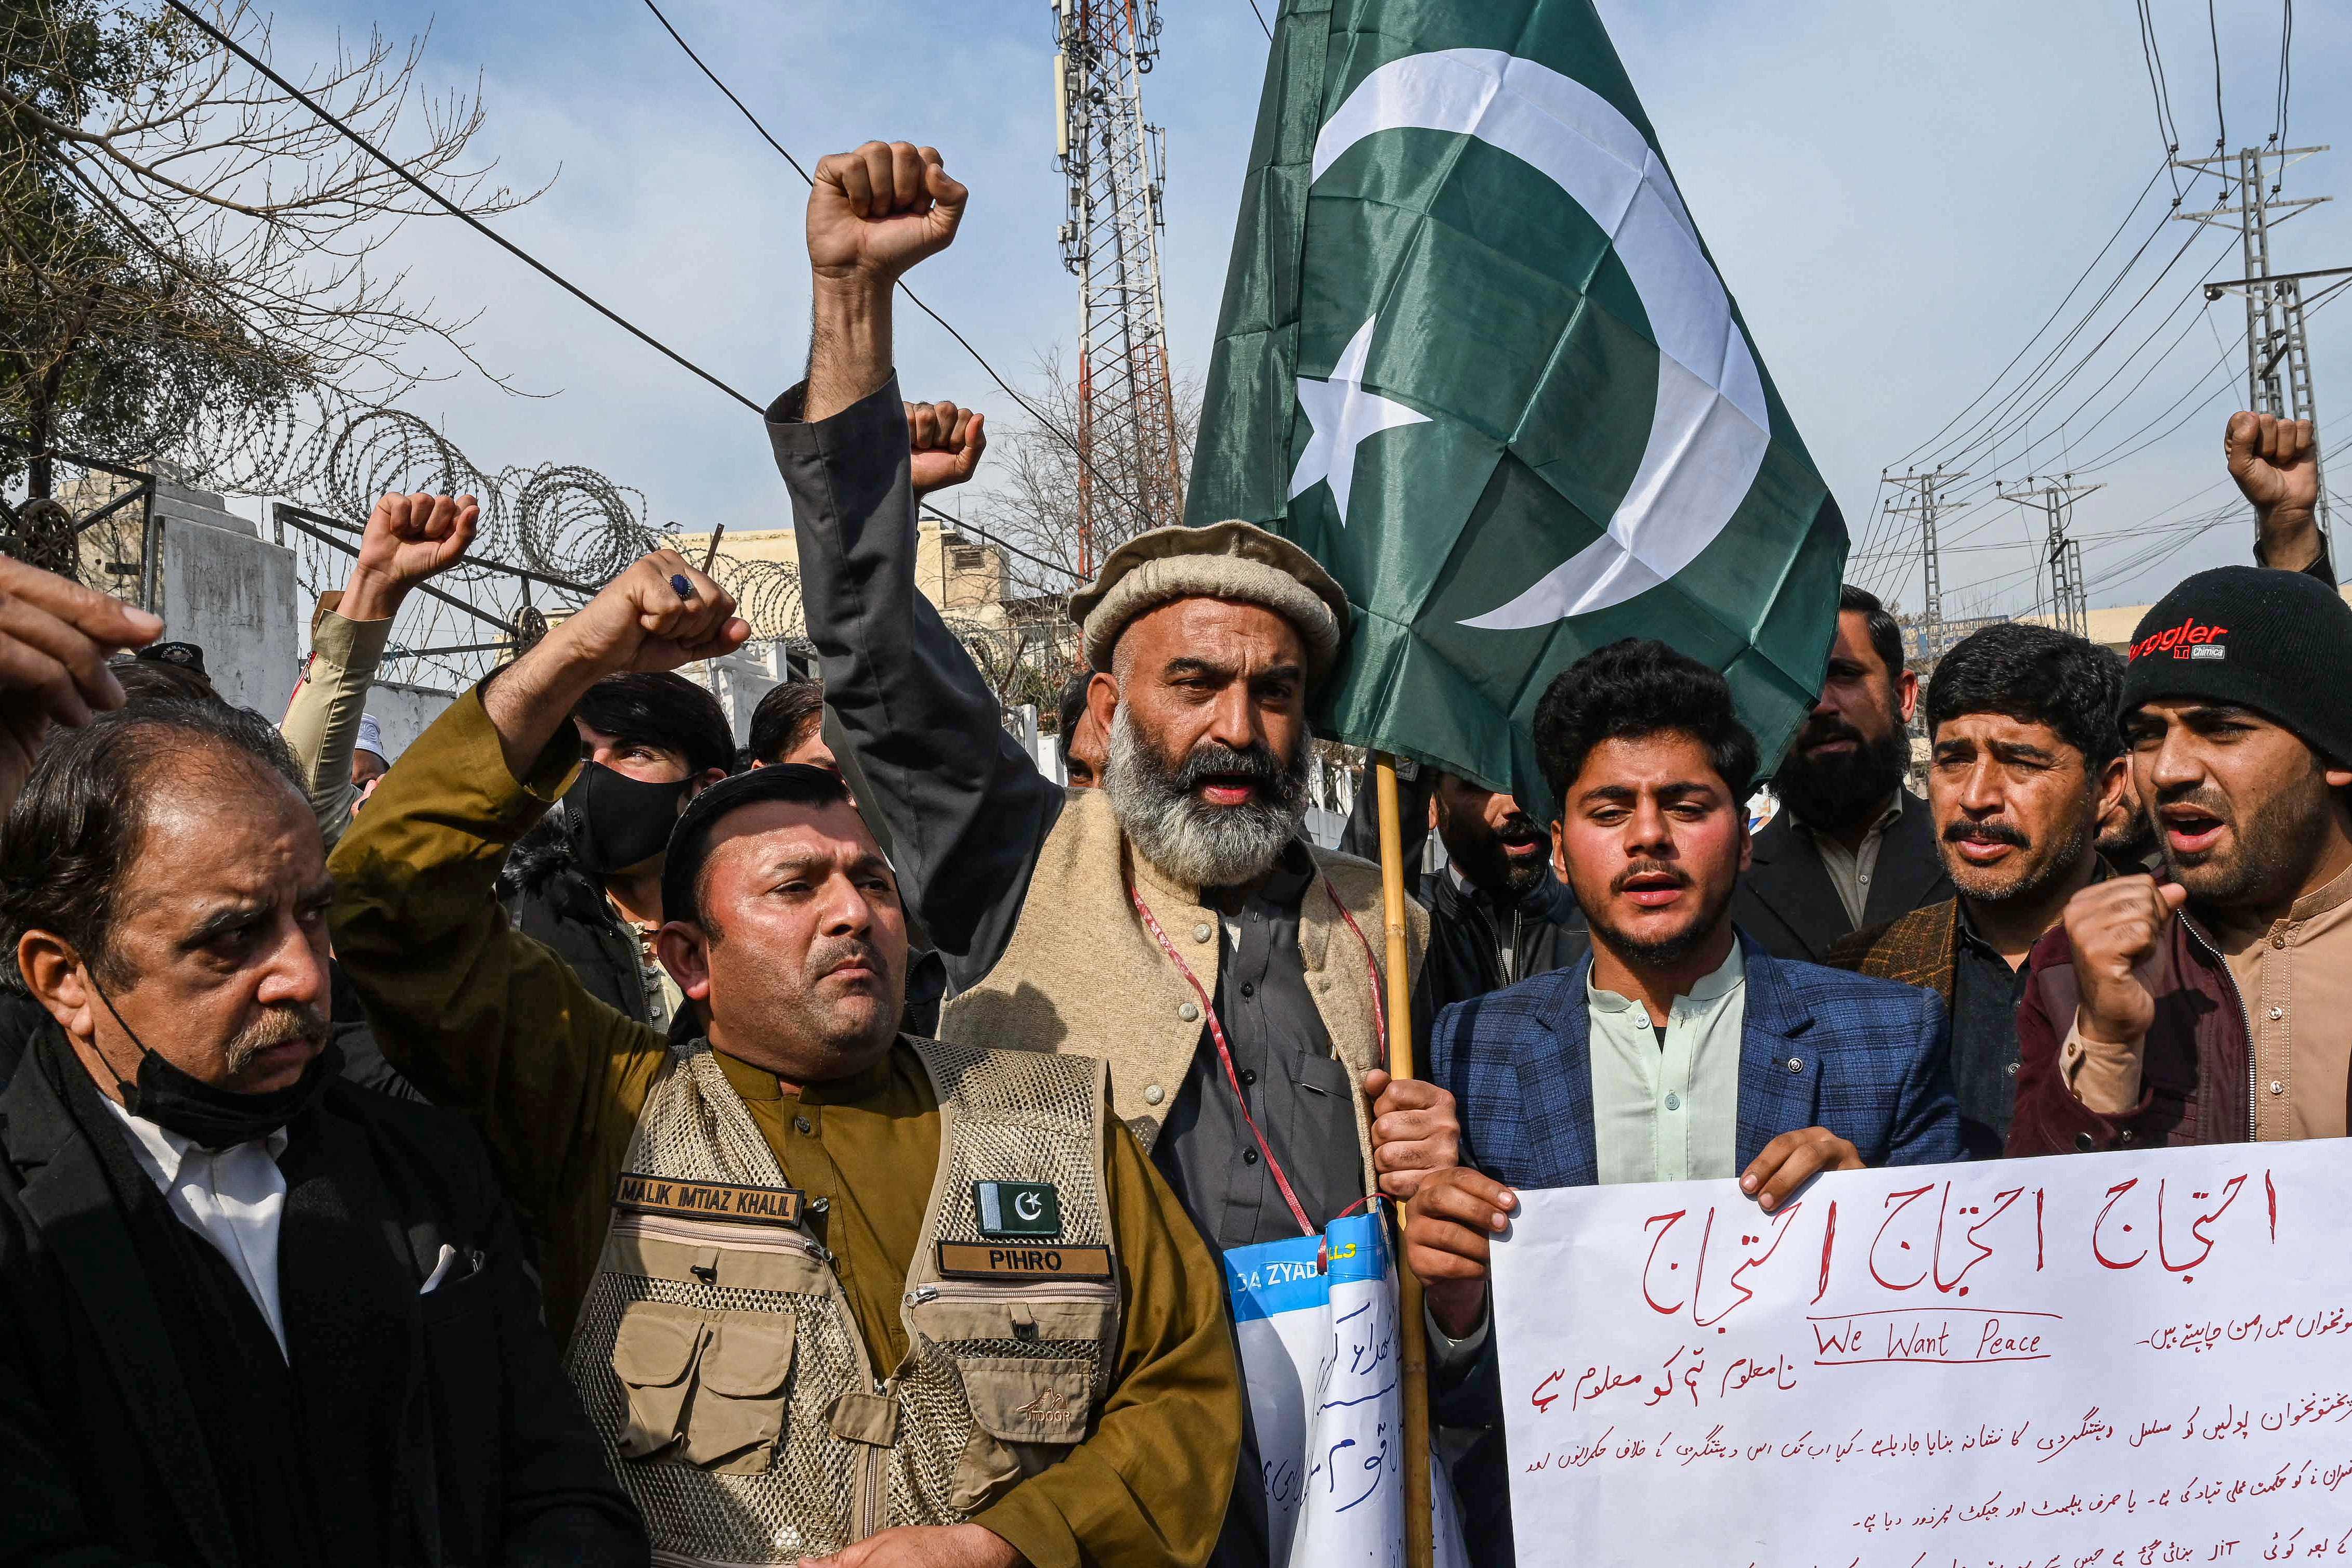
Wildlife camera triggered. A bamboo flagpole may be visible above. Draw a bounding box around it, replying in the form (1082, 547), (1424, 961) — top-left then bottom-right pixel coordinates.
(1374, 752), (1436, 1568)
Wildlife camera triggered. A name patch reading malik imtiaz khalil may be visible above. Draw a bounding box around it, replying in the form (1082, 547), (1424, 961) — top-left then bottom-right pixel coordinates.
(613, 1172), (805, 1227)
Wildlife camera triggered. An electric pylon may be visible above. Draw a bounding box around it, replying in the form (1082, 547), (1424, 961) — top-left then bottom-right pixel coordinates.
(1997, 476), (2103, 641)
(2177, 144), (2341, 543)
(1887, 469), (1968, 664)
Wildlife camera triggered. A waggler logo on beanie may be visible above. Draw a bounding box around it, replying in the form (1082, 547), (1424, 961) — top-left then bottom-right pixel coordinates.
(2126, 616), (2229, 662)
(2119, 565), (2352, 768)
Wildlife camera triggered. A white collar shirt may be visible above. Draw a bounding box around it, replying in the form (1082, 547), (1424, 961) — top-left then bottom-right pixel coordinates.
(1586, 942), (1748, 1186)
(100, 1094), (291, 1360)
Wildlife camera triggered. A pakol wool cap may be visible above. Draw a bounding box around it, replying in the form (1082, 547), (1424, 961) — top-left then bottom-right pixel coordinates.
(1067, 520), (1351, 678)
(2121, 565), (2352, 767)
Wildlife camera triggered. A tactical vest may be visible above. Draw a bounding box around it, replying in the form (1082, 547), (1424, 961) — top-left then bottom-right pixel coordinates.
(564, 1037), (1122, 1563)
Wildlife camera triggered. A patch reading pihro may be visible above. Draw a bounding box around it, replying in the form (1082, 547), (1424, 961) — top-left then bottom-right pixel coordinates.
(612, 1172), (805, 1228)
(935, 1240), (1114, 1282)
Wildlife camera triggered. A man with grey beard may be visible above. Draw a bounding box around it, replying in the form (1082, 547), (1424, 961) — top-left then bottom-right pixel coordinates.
(769, 139), (1456, 1566)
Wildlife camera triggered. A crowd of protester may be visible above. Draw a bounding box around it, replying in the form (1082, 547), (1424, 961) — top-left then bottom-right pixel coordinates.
(0, 138), (2343, 1568)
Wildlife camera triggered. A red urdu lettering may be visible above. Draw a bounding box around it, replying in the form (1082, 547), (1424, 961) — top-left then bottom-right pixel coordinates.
(1869, 1184), (1937, 1291)
(2095, 1178), (2149, 1270)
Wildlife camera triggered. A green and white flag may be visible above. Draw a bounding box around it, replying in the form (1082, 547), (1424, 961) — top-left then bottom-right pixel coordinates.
(1188, 0), (1848, 806)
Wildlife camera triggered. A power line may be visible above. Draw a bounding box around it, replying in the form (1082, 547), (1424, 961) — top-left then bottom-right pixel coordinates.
(1888, 163), (2170, 473)
(1246, 0), (1273, 40)
(2274, 0), (2294, 147)
(2136, 0), (2188, 199)
(2206, 0), (2227, 154)
(154, 0), (766, 417)
(635, 0), (1157, 535)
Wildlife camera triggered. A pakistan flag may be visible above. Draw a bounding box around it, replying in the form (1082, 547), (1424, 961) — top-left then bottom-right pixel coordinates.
(1187, 0), (1848, 807)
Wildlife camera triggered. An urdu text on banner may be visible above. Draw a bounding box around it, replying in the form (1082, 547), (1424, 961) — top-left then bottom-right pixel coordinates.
(1489, 1140), (2352, 1566)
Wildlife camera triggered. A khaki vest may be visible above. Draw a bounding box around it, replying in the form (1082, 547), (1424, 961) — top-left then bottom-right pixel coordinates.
(940, 787), (1427, 1189)
(564, 1038), (1120, 1564)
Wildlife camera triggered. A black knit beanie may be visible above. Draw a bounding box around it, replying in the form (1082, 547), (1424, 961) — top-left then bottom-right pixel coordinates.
(2120, 565), (2352, 767)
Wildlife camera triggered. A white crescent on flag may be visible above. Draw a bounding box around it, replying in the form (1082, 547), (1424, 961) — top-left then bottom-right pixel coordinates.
(1309, 48), (1772, 628)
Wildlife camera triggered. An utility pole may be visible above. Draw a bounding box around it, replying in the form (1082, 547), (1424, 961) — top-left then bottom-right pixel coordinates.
(1052, 0), (1184, 577)
(1996, 476), (2102, 641)
(1886, 469), (1967, 665)
(2177, 143), (2345, 544)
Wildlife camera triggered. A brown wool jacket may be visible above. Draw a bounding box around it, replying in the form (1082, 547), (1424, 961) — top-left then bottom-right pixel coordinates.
(1826, 899), (1959, 1002)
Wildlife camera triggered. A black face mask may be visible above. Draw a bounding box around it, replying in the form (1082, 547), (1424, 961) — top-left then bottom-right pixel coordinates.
(565, 761), (690, 875)
(91, 981), (334, 1150)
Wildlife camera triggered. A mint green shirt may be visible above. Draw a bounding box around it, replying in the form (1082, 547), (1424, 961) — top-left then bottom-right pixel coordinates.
(1587, 943), (1747, 1185)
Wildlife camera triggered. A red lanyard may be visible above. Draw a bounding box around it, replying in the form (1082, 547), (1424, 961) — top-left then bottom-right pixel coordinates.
(1129, 873), (1390, 1239)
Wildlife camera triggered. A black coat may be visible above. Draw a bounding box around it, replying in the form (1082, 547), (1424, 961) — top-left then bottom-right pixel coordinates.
(499, 813), (652, 1027)
(0, 1025), (646, 1568)
(1730, 793), (1955, 964)
(1337, 767), (1588, 1022)
(1416, 869), (1590, 1026)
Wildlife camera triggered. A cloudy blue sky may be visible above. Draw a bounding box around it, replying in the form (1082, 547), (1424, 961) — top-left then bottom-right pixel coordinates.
(272, 0), (2351, 618)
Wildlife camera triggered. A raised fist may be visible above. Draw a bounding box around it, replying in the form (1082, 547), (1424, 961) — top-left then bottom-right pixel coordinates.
(905, 401), (986, 498)
(807, 141), (967, 287)
(2225, 410), (2319, 526)
(2063, 873), (2188, 1049)
(344, 491), (479, 622)
(546, 549), (748, 678)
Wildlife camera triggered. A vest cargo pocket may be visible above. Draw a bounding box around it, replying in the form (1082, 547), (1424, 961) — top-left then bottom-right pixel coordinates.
(610, 1300), (707, 1459)
(682, 1313), (796, 1474)
(947, 1356), (1096, 1511)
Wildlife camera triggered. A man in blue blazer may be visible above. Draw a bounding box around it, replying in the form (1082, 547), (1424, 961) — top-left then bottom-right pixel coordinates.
(1387, 639), (1961, 1566)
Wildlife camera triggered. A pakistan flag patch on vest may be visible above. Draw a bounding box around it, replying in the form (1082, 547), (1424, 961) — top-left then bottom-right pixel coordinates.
(973, 1181), (1062, 1238)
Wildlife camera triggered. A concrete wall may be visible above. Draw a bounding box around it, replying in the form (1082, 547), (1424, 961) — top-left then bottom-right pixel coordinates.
(365, 680), (461, 762)
(690, 651), (781, 747)
(154, 484), (303, 718)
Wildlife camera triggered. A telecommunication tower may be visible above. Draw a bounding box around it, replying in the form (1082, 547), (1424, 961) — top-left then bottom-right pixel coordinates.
(2177, 144), (2343, 542)
(1052, 0), (1184, 575)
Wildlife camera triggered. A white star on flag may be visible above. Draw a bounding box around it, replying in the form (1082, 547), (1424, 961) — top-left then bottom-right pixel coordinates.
(1288, 315), (1429, 528)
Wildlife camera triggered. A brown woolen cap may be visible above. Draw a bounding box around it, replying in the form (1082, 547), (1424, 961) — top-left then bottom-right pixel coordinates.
(1067, 520), (1351, 677)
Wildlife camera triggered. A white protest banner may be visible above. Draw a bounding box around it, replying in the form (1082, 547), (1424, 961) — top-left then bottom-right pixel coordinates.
(1489, 1139), (2352, 1566)
(1225, 1209), (1469, 1567)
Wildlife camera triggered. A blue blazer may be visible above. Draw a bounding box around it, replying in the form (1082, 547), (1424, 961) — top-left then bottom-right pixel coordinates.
(1431, 932), (1963, 1188)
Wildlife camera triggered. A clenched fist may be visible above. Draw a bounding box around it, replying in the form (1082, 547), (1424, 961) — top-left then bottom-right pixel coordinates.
(343, 491), (479, 623)
(906, 401), (986, 498)
(808, 142), (967, 287)
(2226, 410), (2321, 570)
(2063, 873), (2189, 1048)
(543, 549), (749, 679)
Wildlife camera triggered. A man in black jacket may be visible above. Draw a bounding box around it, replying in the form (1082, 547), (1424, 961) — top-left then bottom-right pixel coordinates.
(1732, 585), (1953, 961)
(499, 671), (733, 1032)
(1342, 765), (1589, 1021)
(0, 698), (643, 1568)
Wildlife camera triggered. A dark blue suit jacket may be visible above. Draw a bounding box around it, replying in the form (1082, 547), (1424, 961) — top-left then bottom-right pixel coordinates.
(1426, 933), (1961, 1565)
(1433, 932), (1961, 1186)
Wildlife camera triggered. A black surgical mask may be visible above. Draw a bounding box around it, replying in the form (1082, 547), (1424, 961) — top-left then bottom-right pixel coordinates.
(565, 761), (690, 875)
(91, 981), (333, 1150)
